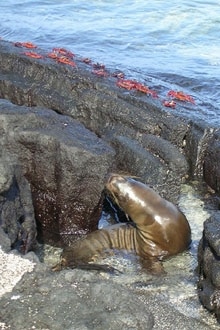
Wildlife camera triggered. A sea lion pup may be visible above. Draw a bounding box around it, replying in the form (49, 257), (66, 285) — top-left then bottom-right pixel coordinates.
(58, 174), (191, 273)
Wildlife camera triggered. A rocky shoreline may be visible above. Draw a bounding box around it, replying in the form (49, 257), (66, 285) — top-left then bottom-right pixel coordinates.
(0, 39), (220, 327)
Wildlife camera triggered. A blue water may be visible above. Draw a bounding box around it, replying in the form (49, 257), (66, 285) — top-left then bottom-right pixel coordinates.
(0, 0), (220, 123)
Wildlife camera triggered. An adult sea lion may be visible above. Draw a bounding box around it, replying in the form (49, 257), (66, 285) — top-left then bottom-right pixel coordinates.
(59, 174), (191, 273)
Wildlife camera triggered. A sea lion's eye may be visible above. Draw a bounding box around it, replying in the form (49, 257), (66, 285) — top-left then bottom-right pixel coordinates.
(118, 177), (126, 184)
(118, 193), (127, 204)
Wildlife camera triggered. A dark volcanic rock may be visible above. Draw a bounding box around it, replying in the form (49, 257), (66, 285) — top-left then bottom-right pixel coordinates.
(0, 263), (211, 330)
(112, 134), (189, 199)
(0, 40), (188, 147)
(0, 99), (115, 246)
(0, 160), (36, 252)
(0, 40), (194, 203)
(184, 122), (219, 177)
(203, 129), (220, 193)
(0, 264), (154, 330)
(198, 212), (220, 322)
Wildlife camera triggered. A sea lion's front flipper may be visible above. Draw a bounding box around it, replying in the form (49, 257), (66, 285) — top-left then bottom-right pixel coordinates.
(51, 263), (63, 272)
(140, 258), (165, 275)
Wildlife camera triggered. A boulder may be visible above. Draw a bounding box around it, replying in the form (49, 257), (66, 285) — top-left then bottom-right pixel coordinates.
(185, 121), (219, 178)
(0, 99), (115, 247)
(198, 212), (220, 321)
(112, 134), (189, 200)
(0, 263), (211, 330)
(203, 129), (220, 193)
(0, 159), (36, 252)
(0, 40), (193, 203)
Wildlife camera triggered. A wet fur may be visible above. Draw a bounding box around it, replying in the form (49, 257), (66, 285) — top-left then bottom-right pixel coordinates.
(57, 174), (191, 274)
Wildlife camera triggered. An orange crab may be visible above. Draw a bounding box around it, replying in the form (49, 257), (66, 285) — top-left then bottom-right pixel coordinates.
(116, 79), (137, 90)
(92, 69), (108, 77)
(93, 63), (105, 70)
(112, 71), (125, 79)
(15, 42), (37, 49)
(167, 90), (195, 104)
(47, 52), (76, 67)
(56, 56), (76, 67)
(52, 47), (75, 59)
(81, 57), (92, 64)
(23, 51), (43, 59)
(47, 52), (59, 59)
(116, 79), (158, 97)
(134, 82), (158, 97)
(163, 100), (176, 109)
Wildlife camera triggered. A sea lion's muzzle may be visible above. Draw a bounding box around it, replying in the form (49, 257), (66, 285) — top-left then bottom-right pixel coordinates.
(106, 173), (126, 188)
(105, 173), (128, 206)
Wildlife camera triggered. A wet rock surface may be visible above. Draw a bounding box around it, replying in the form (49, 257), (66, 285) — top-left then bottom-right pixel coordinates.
(0, 40), (193, 203)
(198, 212), (220, 322)
(0, 259), (214, 330)
(203, 130), (220, 193)
(0, 39), (220, 326)
(0, 99), (115, 247)
(0, 160), (36, 252)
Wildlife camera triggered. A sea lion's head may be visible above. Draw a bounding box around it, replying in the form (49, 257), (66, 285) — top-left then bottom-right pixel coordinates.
(105, 173), (154, 226)
(105, 173), (128, 205)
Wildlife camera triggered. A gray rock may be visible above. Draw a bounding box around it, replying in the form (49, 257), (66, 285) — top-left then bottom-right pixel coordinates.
(0, 227), (11, 252)
(0, 162), (13, 192)
(0, 266), (153, 330)
(0, 160), (36, 252)
(198, 212), (220, 322)
(204, 214), (220, 257)
(0, 40), (193, 203)
(184, 122), (218, 177)
(0, 266), (210, 330)
(112, 134), (189, 202)
(0, 99), (115, 246)
(203, 130), (220, 193)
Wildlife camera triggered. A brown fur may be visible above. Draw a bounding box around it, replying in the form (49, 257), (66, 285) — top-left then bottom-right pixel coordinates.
(59, 174), (191, 273)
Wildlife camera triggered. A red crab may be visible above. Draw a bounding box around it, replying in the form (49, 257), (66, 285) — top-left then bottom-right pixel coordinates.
(56, 56), (76, 67)
(167, 90), (195, 104)
(116, 79), (158, 97)
(92, 69), (108, 77)
(47, 52), (59, 59)
(134, 83), (158, 97)
(163, 100), (176, 109)
(82, 58), (92, 64)
(112, 72), (125, 79)
(52, 47), (75, 58)
(116, 79), (137, 90)
(23, 51), (43, 59)
(15, 42), (37, 49)
(93, 63), (105, 69)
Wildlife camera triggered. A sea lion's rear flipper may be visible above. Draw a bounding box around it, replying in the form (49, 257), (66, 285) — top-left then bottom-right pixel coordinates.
(52, 260), (122, 274)
(75, 263), (123, 275)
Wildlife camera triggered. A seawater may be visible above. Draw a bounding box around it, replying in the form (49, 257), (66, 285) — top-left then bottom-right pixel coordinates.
(0, 0), (220, 121)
